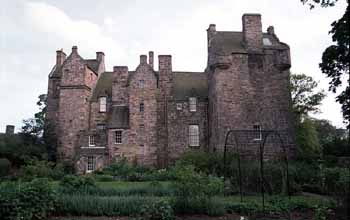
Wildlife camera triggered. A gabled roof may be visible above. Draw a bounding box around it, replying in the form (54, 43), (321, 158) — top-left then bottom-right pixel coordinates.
(108, 106), (129, 129)
(85, 59), (100, 73)
(172, 72), (208, 101)
(91, 71), (113, 101)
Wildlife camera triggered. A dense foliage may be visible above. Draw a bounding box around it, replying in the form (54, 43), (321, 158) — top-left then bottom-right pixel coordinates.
(0, 178), (56, 220)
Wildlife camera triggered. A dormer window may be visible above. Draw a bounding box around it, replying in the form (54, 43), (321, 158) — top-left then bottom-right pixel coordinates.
(99, 96), (107, 112)
(189, 97), (197, 112)
(89, 135), (95, 147)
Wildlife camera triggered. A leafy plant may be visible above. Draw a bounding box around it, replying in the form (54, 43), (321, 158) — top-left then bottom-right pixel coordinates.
(0, 178), (56, 220)
(141, 200), (174, 220)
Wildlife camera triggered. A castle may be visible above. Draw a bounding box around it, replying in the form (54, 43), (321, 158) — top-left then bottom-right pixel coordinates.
(46, 14), (295, 173)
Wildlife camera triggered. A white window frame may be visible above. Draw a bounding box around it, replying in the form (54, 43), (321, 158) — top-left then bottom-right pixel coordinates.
(99, 96), (107, 112)
(253, 124), (262, 141)
(87, 156), (95, 172)
(88, 135), (95, 147)
(115, 130), (122, 144)
(189, 97), (197, 112)
(189, 125), (200, 147)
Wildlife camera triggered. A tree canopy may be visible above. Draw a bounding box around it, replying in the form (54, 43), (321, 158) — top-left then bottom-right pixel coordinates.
(290, 73), (326, 119)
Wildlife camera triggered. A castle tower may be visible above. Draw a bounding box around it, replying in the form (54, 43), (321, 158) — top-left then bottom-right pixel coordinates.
(207, 14), (294, 156)
(56, 46), (98, 162)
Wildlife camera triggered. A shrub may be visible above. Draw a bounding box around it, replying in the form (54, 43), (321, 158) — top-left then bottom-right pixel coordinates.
(93, 174), (114, 182)
(0, 178), (56, 220)
(322, 167), (349, 197)
(19, 159), (65, 181)
(55, 195), (158, 216)
(59, 175), (96, 192)
(0, 158), (11, 177)
(172, 164), (225, 215)
(141, 200), (174, 220)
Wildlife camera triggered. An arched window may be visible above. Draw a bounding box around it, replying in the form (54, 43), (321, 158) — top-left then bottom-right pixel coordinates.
(99, 96), (107, 112)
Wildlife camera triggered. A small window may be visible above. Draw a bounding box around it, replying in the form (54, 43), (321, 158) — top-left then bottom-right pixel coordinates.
(89, 135), (95, 146)
(176, 103), (183, 110)
(97, 123), (106, 130)
(189, 97), (197, 112)
(253, 124), (262, 141)
(140, 102), (144, 113)
(189, 125), (199, 147)
(139, 80), (145, 89)
(99, 97), (107, 112)
(115, 130), (122, 144)
(87, 156), (95, 172)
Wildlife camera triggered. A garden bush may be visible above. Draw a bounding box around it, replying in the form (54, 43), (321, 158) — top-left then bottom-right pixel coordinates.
(55, 195), (159, 216)
(19, 159), (65, 181)
(140, 199), (174, 220)
(172, 164), (225, 215)
(59, 175), (96, 193)
(0, 178), (56, 220)
(0, 158), (11, 177)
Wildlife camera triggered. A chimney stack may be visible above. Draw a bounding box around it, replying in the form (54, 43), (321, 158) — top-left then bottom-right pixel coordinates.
(5, 125), (15, 135)
(72, 46), (78, 54)
(140, 55), (147, 64)
(96, 52), (105, 63)
(242, 14), (262, 53)
(207, 24), (216, 46)
(149, 51), (154, 69)
(56, 49), (66, 66)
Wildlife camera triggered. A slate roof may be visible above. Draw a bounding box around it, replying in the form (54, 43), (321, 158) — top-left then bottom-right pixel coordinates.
(108, 106), (130, 129)
(85, 59), (99, 73)
(211, 31), (246, 55)
(210, 31), (288, 55)
(172, 72), (208, 101)
(91, 71), (113, 101)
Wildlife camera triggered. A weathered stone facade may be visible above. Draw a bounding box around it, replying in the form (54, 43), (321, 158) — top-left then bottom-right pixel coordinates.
(46, 14), (295, 173)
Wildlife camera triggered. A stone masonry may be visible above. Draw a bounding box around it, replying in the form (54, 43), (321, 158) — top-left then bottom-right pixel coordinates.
(46, 14), (295, 173)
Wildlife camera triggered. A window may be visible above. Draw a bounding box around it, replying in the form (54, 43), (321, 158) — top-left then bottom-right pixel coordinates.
(88, 135), (95, 146)
(189, 97), (197, 112)
(253, 124), (262, 141)
(139, 80), (145, 89)
(140, 102), (144, 113)
(99, 97), (107, 112)
(97, 123), (106, 130)
(176, 103), (183, 111)
(87, 156), (95, 172)
(115, 130), (122, 144)
(189, 125), (199, 147)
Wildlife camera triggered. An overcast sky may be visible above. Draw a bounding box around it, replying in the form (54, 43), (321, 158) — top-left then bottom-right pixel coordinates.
(0, 0), (348, 132)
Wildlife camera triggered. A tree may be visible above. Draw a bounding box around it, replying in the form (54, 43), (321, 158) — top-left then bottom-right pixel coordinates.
(21, 94), (47, 139)
(301, 0), (339, 9)
(301, 0), (349, 129)
(290, 73), (326, 120)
